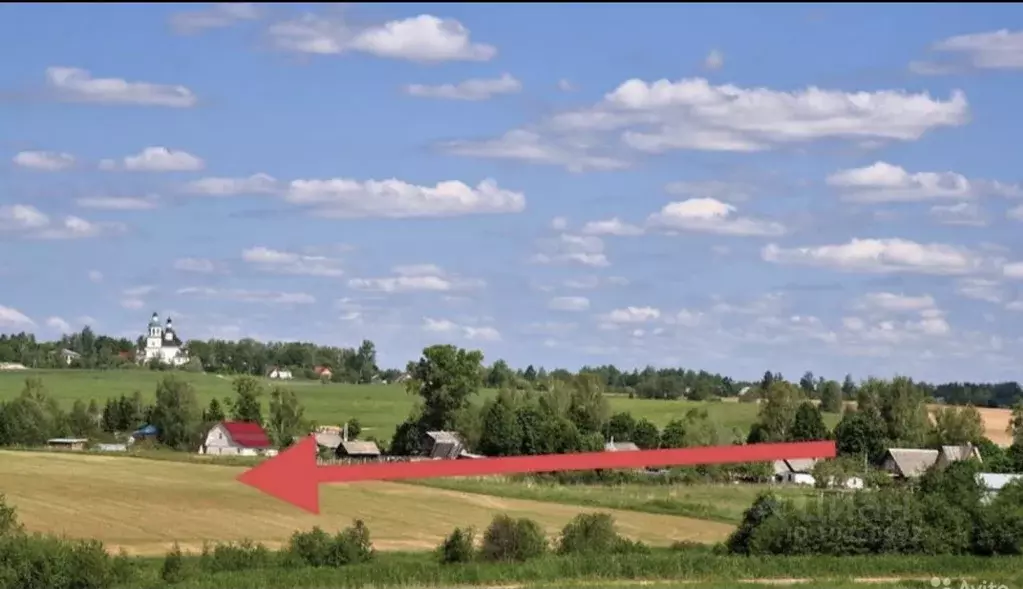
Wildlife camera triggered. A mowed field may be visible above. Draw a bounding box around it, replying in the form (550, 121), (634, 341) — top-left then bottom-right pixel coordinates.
(0, 450), (734, 555)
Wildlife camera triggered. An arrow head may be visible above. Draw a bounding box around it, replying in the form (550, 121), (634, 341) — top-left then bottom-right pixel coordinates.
(237, 435), (321, 514)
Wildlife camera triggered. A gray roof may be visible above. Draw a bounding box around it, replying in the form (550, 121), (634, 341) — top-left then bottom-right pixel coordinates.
(939, 444), (982, 463)
(425, 431), (463, 443)
(773, 458), (819, 474)
(884, 448), (939, 478)
(314, 432), (343, 449)
(424, 431), (465, 458)
(978, 473), (1023, 491)
(339, 440), (381, 456)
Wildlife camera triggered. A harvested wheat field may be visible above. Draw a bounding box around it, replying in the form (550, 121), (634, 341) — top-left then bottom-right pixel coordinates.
(0, 451), (733, 555)
(924, 404), (1014, 447)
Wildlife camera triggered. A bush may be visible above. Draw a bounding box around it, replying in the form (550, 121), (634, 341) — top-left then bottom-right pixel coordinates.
(437, 527), (476, 564)
(284, 520), (374, 567)
(161, 543), (189, 584)
(0, 533), (127, 589)
(0, 494), (22, 537)
(557, 513), (645, 555)
(479, 514), (548, 562)
(199, 539), (274, 572)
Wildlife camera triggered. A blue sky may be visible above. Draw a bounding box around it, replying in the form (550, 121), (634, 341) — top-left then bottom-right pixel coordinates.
(2, 3), (1023, 382)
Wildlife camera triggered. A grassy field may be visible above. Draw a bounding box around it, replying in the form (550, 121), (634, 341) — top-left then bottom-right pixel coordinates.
(411, 476), (819, 524)
(0, 369), (792, 440)
(0, 449), (734, 555)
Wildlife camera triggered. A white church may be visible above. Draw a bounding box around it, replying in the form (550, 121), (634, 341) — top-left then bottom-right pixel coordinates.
(138, 312), (190, 367)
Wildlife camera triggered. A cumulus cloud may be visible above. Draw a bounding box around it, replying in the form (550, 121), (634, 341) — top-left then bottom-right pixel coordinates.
(405, 73), (521, 101)
(580, 218), (644, 236)
(762, 238), (992, 275)
(75, 195), (161, 210)
(177, 286), (315, 304)
(600, 306), (661, 324)
(0, 305), (34, 328)
(268, 13), (496, 62)
(647, 198), (785, 237)
(46, 316), (71, 333)
(170, 3), (261, 34)
(100, 147), (204, 172)
(858, 292), (937, 313)
(348, 264), (483, 293)
(0, 204), (123, 240)
(422, 317), (501, 341)
(548, 296), (590, 311)
(826, 161), (1020, 203)
(532, 234), (609, 267)
(913, 29), (1023, 73)
(955, 278), (1005, 303)
(241, 246), (345, 277)
(285, 177), (525, 219)
(12, 150), (75, 171)
(929, 202), (987, 226)
(183, 173), (279, 196)
(45, 67), (197, 107)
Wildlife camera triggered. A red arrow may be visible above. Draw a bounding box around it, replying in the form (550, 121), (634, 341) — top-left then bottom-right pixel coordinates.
(237, 436), (836, 514)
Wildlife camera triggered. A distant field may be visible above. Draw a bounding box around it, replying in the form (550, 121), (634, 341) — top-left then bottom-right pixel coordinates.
(0, 450), (734, 555)
(412, 476), (820, 524)
(0, 369), (786, 440)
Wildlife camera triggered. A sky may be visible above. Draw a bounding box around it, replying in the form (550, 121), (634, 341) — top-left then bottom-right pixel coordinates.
(2, 3), (1023, 382)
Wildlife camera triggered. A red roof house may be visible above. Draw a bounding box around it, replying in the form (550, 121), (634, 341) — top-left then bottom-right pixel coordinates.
(200, 420), (273, 456)
(314, 365), (333, 378)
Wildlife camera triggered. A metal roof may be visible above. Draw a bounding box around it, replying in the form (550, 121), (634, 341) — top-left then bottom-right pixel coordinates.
(339, 440), (381, 456)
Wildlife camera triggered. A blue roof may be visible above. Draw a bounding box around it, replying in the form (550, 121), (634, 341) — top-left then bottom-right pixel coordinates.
(134, 424), (158, 436)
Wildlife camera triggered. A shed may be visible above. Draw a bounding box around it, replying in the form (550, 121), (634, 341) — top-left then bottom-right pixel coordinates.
(881, 448), (939, 478)
(421, 431), (465, 458)
(46, 438), (88, 451)
(935, 444), (983, 470)
(314, 431), (343, 449)
(337, 440), (381, 458)
(200, 421), (273, 456)
(604, 440), (640, 452)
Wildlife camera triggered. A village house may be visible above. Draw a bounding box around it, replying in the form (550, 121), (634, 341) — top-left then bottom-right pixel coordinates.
(421, 431), (465, 459)
(314, 366), (333, 379)
(604, 438), (640, 452)
(267, 366), (293, 380)
(199, 421), (277, 457)
(773, 458), (819, 486)
(880, 443), (982, 479)
(46, 438), (88, 451)
(60, 349), (81, 366)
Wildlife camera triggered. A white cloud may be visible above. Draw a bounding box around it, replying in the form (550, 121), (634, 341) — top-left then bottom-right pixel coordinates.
(955, 278), (1005, 303)
(75, 195), (161, 210)
(1003, 262), (1023, 279)
(557, 77), (968, 153)
(439, 129), (630, 173)
(422, 317), (501, 341)
(826, 162), (1020, 202)
(532, 233), (609, 267)
(285, 177), (524, 218)
(173, 258), (216, 273)
(348, 265), (483, 293)
(581, 217), (644, 236)
(550, 217), (568, 231)
(548, 296), (590, 311)
(46, 316), (71, 333)
(241, 246), (344, 277)
(100, 147), (204, 172)
(88, 270), (103, 283)
(762, 238), (992, 275)
(858, 292), (937, 313)
(405, 73), (521, 101)
(0, 305), (34, 328)
(601, 306), (661, 324)
(177, 286), (316, 304)
(704, 49), (724, 70)
(0, 204), (123, 240)
(647, 198), (785, 237)
(12, 150), (75, 171)
(930, 202), (987, 226)
(45, 67), (197, 107)
(183, 173), (279, 196)
(928, 29), (1023, 70)
(268, 13), (496, 62)
(170, 3), (261, 34)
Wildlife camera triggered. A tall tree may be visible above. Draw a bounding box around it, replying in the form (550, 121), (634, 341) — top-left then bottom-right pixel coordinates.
(266, 386), (306, 448)
(149, 375), (203, 451)
(820, 380), (843, 413)
(799, 371), (816, 397)
(230, 376), (264, 424)
(1008, 402), (1023, 445)
(406, 344), (484, 431)
(930, 405), (984, 446)
(789, 402), (829, 442)
(755, 380), (803, 442)
(841, 374), (857, 399)
(478, 392), (523, 456)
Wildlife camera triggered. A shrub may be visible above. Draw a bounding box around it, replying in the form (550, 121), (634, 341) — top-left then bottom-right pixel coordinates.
(479, 514), (547, 562)
(437, 527), (476, 564)
(0, 533), (124, 589)
(161, 543), (189, 584)
(330, 519), (374, 565)
(557, 512), (643, 555)
(284, 521), (374, 568)
(286, 526), (335, 567)
(199, 539), (274, 572)
(0, 494), (22, 537)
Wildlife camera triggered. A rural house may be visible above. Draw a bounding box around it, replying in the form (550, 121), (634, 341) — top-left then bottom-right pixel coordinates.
(604, 438), (640, 452)
(935, 444), (983, 469)
(421, 431), (465, 459)
(336, 440), (382, 460)
(200, 421), (277, 457)
(46, 438), (88, 451)
(880, 448), (940, 478)
(266, 366), (293, 380)
(314, 366), (333, 379)
(773, 458), (819, 486)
